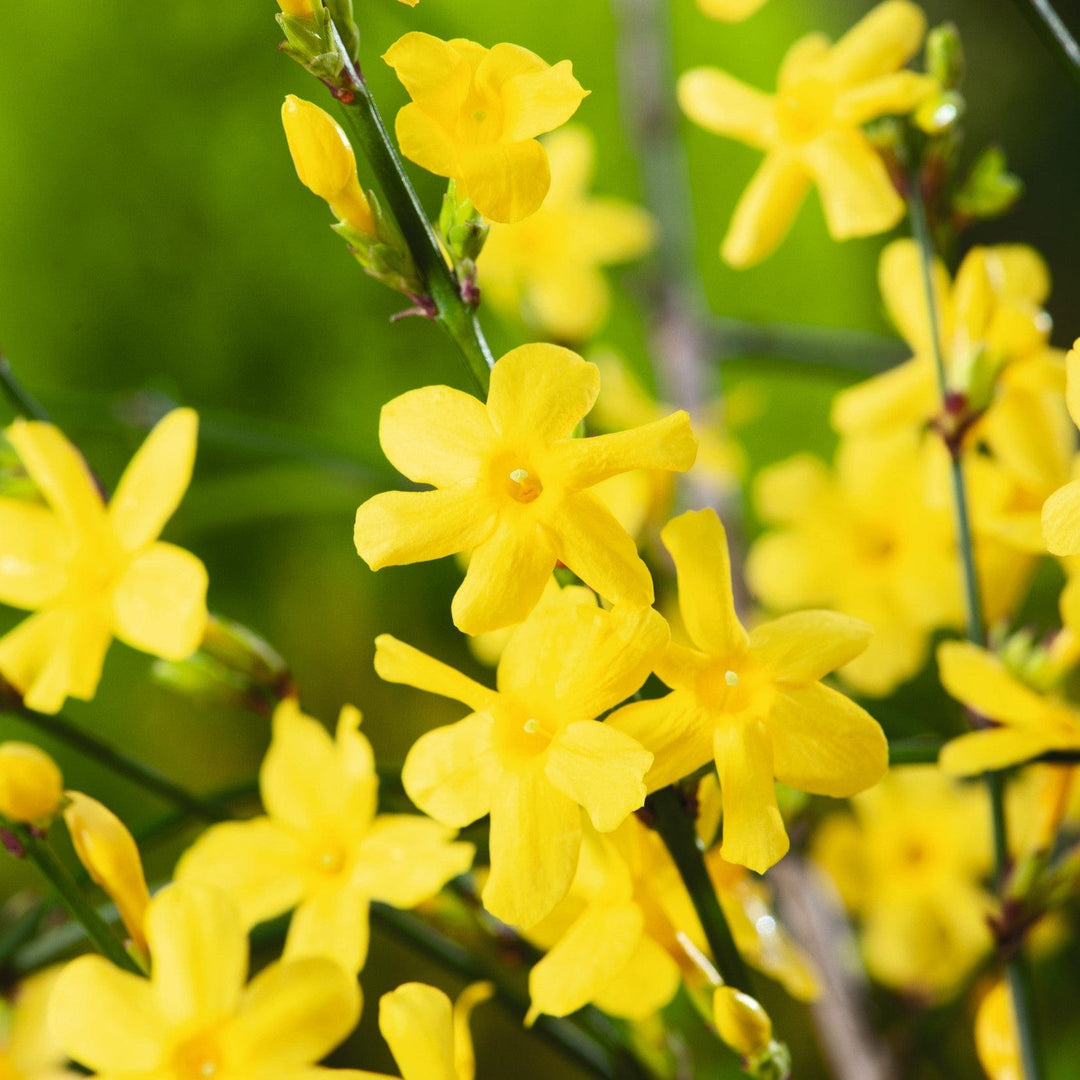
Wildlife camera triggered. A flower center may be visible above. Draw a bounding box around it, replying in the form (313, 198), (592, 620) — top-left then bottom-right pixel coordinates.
(494, 704), (554, 765)
(698, 660), (770, 714)
(507, 467), (544, 504)
(775, 78), (836, 144)
(314, 842), (348, 876)
(171, 1031), (224, 1080)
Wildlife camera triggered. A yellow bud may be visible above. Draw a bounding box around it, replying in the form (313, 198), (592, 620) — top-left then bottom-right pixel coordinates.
(975, 979), (1019, 1080)
(0, 742), (63, 823)
(277, 0), (315, 16)
(63, 791), (151, 954)
(281, 95), (376, 235)
(713, 986), (773, 1058)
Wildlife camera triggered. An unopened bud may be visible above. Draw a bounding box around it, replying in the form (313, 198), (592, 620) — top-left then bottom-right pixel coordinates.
(713, 986), (772, 1058)
(63, 792), (151, 954)
(975, 979), (1019, 1080)
(0, 743), (63, 824)
(954, 146), (1023, 223)
(926, 23), (965, 89)
(278, 0), (315, 15)
(914, 89), (966, 136)
(439, 180), (490, 265)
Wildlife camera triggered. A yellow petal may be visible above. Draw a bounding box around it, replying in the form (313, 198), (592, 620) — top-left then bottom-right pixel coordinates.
(940, 728), (1067, 776)
(452, 516), (558, 635)
(989, 245), (1051, 307)
(606, 691), (714, 791)
(402, 713), (500, 827)
(108, 408), (198, 553)
(766, 683), (888, 796)
(111, 542), (208, 660)
(528, 901), (644, 1018)
(229, 956), (360, 1065)
(976, 980), (1021, 1080)
(175, 818), (307, 928)
(545, 721), (652, 831)
(835, 71), (936, 125)
(146, 883), (247, 1026)
(5, 419), (108, 543)
(804, 128), (904, 240)
(49, 955), (165, 1073)
(6, 966), (70, 1075)
(460, 139), (551, 224)
(354, 814), (474, 906)
(878, 238), (951, 354)
(547, 491), (654, 610)
(778, 33), (831, 89)
(712, 987), (772, 1057)
(378, 983), (457, 1080)
(1042, 480), (1080, 556)
(714, 720), (789, 873)
(526, 265), (612, 342)
(396, 102), (458, 177)
(823, 0), (927, 87)
(830, 357), (937, 437)
(284, 886), (371, 974)
(486, 343), (599, 443)
(375, 635), (496, 711)
(749, 610), (872, 683)
(662, 509), (746, 657)
(0, 743), (63, 823)
(722, 152), (810, 268)
(452, 983), (493, 1080)
(573, 197), (657, 265)
(0, 498), (67, 609)
(491, 51), (588, 142)
(677, 68), (774, 151)
(379, 386), (494, 487)
(383, 33), (473, 124)
(696, 0), (768, 22)
(548, 411), (697, 490)
(483, 764), (582, 928)
(591, 933), (682, 1019)
(354, 485), (494, 570)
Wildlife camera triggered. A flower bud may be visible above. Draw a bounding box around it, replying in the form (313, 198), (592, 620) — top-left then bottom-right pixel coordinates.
(954, 145), (1023, 222)
(0, 743), (63, 823)
(281, 95), (375, 235)
(63, 792), (150, 954)
(925, 23), (965, 90)
(278, 0), (315, 16)
(713, 986), (773, 1058)
(975, 979), (1019, 1080)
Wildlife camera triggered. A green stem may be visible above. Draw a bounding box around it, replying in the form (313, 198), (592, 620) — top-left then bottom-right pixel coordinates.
(327, 29), (493, 395)
(14, 825), (143, 975)
(1010, 0), (1080, 92)
(715, 319), (906, 374)
(0, 352), (49, 421)
(6, 703), (232, 823)
(908, 181), (1044, 1080)
(647, 786), (752, 994)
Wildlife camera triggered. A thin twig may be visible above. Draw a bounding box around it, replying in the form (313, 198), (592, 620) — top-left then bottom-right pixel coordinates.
(1010, 0), (1080, 92)
(0, 351), (49, 421)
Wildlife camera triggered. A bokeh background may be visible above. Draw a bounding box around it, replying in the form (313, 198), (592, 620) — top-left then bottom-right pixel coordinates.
(1, 0), (1079, 1076)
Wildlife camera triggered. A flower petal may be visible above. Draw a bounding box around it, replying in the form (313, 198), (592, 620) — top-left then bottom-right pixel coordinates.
(766, 683), (887, 796)
(714, 720), (789, 873)
(483, 764), (582, 928)
(835, 71), (936, 126)
(494, 52), (588, 142)
(175, 818), (307, 928)
(354, 485), (495, 571)
(804, 128), (904, 240)
(108, 409), (198, 553)
(545, 721), (652, 831)
(878, 238), (951, 354)
(229, 956), (360, 1065)
(49, 955), (165, 1073)
(353, 814), (474, 906)
(830, 357), (935, 436)
(547, 411), (697, 490)
(528, 901), (644, 1018)
(1042, 480), (1080, 557)
(592, 932), (682, 1019)
(460, 139), (550, 224)
(452, 515), (557, 635)
(526, 265), (612, 342)
(662, 509), (747, 657)
(452, 983), (492, 1080)
(677, 68), (774, 151)
(284, 886), (371, 975)
(486, 343), (600, 444)
(0, 498), (67, 609)
(383, 33), (473, 125)
(939, 728), (1070, 776)
(402, 713), (500, 827)
(546, 491), (653, 610)
(379, 387), (494, 487)
(395, 103), (458, 177)
(378, 983), (457, 1080)
(822, 0), (927, 87)
(146, 883), (247, 1027)
(721, 152), (810, 268)
(111, 542), (208, 660)
(375, 635), (496, 710)
(749, 610), (872, 684)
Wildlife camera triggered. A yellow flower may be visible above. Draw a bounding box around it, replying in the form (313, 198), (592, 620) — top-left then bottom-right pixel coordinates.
(609, 509), (887, 873)
(353, 343), (697, 636)
(277, 0), (314, 15)
(372, 983), (492, 1080)
(747, 434), (964, 696)
(177, 698), (473, 975)
(712, 987), (772, 1058)
(281, 95), (376, 235)
(63, 791), (152, 956)
(975, 979), (1021, 1080)
(833, 241), (1061, 445)
(811, 767), (992, 998)
(0, 742), (63, 823)
(0, 967), (82, 1080)
(376, 586), (665, 928)
(383, 33), (588, 223)
(937, 641), (1080, 774)
(49, 883), (363, 1080)
(1042, 340), (1080, 555)
(678, 0), (933, 267)
(0, 410), (208, 714)
(697, 0), (768, 22)
(477, 126), (654, 341)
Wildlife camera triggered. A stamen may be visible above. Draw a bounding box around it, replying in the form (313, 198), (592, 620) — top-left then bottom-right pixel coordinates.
(523, 718), (540, 734)
(724, 670), (739, 687)
(509, 468), (530, 484)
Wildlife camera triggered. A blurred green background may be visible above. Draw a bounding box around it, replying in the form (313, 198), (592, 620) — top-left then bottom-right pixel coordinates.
(1, 0), (1079, 1076)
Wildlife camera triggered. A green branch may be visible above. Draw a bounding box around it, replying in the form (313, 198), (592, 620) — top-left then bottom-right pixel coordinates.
(0, 352), (49, 422)
(1010, 0), (1080, 92)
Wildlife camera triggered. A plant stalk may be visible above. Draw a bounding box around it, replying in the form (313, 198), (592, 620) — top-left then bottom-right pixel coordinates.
(0, 352), (49, 421)
(1010, 0), (1080, 92)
